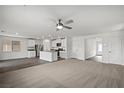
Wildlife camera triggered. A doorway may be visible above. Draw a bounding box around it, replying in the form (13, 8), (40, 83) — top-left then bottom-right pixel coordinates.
(85, 38), (103, 62)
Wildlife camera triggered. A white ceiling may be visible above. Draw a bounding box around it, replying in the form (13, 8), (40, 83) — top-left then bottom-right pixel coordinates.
(0, 5), (124, 39)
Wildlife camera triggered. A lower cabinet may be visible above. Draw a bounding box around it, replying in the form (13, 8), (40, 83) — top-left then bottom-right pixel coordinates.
(28, 51), (36, 58)
(60, 51), (68, 59)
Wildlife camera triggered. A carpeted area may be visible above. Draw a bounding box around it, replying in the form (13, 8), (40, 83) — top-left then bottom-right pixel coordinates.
(0, 58), (124, 88)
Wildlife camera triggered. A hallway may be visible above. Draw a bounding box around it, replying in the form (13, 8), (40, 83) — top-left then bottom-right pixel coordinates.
(87, 56), (102, 62)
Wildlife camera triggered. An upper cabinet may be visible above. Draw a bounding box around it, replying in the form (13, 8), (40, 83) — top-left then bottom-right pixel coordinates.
(51, 38), (66, 49)
(42, 37), (71, 59)
(28, 40), (35, 47)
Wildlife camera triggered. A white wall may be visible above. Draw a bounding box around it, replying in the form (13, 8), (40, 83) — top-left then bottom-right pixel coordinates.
(71, 31), (124, 65)
(66, 37), (72, 58)
(121, 33), (124, 65)
(85, 38), (97, 59)
(0, 36), (28, 60)
(102, 32), (122, 65)
(71, 36), (85, 60)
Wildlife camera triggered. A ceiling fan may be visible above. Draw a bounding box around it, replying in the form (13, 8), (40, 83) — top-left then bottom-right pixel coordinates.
(51, 19), (74, 31)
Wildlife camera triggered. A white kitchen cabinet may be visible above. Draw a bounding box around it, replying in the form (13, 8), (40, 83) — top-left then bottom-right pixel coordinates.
(60, 51), (67, 59)
(40, 51), (57, 62)
(28, 51), (36, 58)
(28, 40), (35, 47)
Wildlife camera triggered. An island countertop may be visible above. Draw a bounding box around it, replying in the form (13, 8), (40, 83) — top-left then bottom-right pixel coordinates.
(40, 51), (58, 62)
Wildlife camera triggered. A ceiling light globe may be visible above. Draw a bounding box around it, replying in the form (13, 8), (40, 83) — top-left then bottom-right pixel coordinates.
(57, 25), (63, 29)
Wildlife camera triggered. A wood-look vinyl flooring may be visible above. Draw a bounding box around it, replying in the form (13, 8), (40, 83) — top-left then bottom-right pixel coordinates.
(0, 58), (124, 88)
(0, 58), (48, 73)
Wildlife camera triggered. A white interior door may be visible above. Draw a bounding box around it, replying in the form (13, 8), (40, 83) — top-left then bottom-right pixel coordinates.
(109, 37), (122, 64)
(103, 37), (122, 65)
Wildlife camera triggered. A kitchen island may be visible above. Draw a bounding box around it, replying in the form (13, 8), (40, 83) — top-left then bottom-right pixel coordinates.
(40, 51), (58, 62)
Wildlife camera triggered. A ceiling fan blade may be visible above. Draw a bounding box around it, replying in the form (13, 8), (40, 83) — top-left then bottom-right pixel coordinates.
(63, 25), (72, 29)
(65, 19), (74, 24)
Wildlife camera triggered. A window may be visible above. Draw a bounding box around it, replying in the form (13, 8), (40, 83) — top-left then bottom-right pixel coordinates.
(2, 40), (21, 52)
(12, 41), (21, 52)
(3, 40), (12, 52)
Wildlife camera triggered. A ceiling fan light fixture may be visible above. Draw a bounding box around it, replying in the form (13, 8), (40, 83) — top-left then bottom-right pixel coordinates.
(56, 25), (63, 30)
